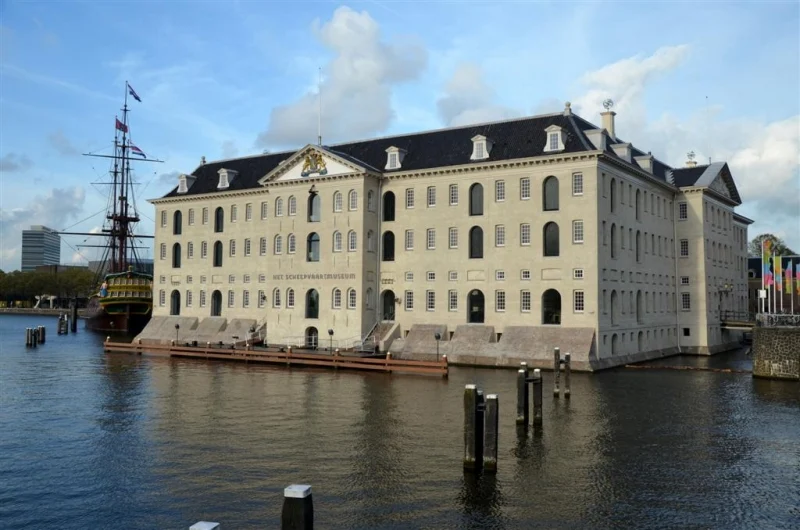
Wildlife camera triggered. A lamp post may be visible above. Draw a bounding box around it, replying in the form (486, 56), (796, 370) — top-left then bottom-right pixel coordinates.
(434, 332), (441, 362)
(328, 328), (334, 352)
(175, 323), (180, 344)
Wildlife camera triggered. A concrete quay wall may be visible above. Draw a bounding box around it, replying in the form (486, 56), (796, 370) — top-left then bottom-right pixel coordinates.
(752, 327), (800, 381)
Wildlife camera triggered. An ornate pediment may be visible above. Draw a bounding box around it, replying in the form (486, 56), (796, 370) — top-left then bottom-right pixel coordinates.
(258, 145), (370, 185)
(709, 174), (731, 199)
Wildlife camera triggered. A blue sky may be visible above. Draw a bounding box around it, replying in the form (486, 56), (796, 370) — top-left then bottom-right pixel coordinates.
(1, 0), (798, 270)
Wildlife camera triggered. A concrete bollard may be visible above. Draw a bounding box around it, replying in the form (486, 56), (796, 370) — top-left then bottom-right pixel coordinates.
(190, 522), (220, 530)
(553, 347), (561, 397)
(532, 369), (543, 426)
(38, 325), (46, 344)
(484, 394), (499, 474)
(564, 353), (571, 399)
(281, 484), (313, 530)
(463, 384), (480, 471)
(516, 369), (529, 424)
(25, 328), (32, 347)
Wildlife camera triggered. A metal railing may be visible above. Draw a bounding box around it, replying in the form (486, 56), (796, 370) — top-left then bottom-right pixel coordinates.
(756, 314), (800, 328)
(720, 310), (756, 322)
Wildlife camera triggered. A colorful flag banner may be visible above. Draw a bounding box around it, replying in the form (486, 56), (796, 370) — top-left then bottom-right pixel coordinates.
(787, 260), (793, 291)
(796, 263), (800, 295)
(127, 83), (142, 102)
(775, 255), (783, 292)
(129, 143), (146, 157)
(762, 239), (773, 286)
(115, 118), (128, 133)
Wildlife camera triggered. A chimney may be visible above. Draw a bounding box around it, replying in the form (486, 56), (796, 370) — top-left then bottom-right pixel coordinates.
(685, 150), (697, 168)
(601, 111), (616, 141)
(563, 101), (572, 116)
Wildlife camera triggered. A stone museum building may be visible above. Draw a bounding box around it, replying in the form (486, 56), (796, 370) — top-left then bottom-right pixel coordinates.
(147, 103), (752, 368)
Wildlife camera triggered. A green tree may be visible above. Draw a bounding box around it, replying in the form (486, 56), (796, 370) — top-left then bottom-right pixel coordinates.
(748, 233), (796, 257)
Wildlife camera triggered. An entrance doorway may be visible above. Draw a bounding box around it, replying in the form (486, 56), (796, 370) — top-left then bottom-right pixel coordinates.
(381, 290), (396, 320)
(468, 290), (485, 323)
(305, 327), (318, 349)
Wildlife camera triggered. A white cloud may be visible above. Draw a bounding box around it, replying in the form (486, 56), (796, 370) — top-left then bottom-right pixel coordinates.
(436, 63), (520, 126)
(0, 186), (86, 271)
(256, 6), (427, 148)
(47, 130), (80, 156)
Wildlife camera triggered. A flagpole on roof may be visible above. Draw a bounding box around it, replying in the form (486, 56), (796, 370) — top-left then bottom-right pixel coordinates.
(318, 66), (322, 147)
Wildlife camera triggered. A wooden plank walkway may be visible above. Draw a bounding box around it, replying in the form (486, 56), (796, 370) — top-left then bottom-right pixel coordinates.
(104, 340), (448, 377)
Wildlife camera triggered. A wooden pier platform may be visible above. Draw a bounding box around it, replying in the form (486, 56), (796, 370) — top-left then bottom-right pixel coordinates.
(104, 340), (448, 377)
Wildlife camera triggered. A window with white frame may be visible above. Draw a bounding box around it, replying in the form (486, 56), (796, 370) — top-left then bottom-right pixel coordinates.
(245, 203), (252, 221)
(405, 230), (414, 250)
(244, 238), (251, 256)
(257, 290), (265, 308)
(187, 242), (194, 259)
(449, 227), (458, 249)
(274, 235), (283, 254)
(286, 289), (295, 308)
(273, 288), (281, 307)
(426, 290), (435, 311)
(549, 132), (559, 151)
(680, 239), (689, 257)
(348, 230), (357, 251)
(287, 234), (296, 254)
(258, 274), (265, 283)
(202, 207), (209, 225)
(367, 191), (375, 212)
(159, 275), (165, 284)
(521, 290), (531, 312)
(495, 270), (505, 281)
(681, 292), (691, 311)
(427, 229), (435, 250)
(159, 290), (165, 306)
(275, 198), (283, 216)
(332, 288), (342, 309)
(520, 223), (531, 246)
(405, 290), (414, 310)
(243, 290), (250, 308)
(228, 290), (235, 307)
(288, 196), (297, 216)
(160, 243), (166, 260)
(333, 191), (342, 212)
(229, 239), (236, 256)
(231, 205), (238, 222)
(259, 237), (266, 255)
(521, 269), (531, 281)
(574, 290), (585, 312)
(426, 271), (436, 281)
(160, 210), (167, 227)
(573, 268), (584, 279)
(495, 180), (505, 202)
(228, 274), (235, 283)
(449, 290), (458, 311)
(186, 275), (192, 284)
(405, 188), (415, 209)
(495, 225), (505, 246)
(496, 290), (506, 311)
(449, 271), (458, 281)
(261, 201), (268, 219)
(188, 209), (195, 225)
(449, 184), (458, 205)
(333, 231), (342, 252)
(572, 173), (584, 195)
(200, 290), (207, 307)
(679, 202), (688, 220)
(520, 177), (530, 200)
(405, 272), (414, 282)
(427, 186), (436, 207)
(572, 220), (584, 244)
(201, 241), (208, 259)
(348, 190), (358, 211)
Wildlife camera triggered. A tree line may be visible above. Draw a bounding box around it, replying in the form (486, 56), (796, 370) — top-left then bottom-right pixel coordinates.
(0, 268), (97, 307)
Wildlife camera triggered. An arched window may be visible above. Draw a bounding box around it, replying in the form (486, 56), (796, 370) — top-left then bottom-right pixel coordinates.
(610, 179), (616, 213)
(273, 288), (281, 308)
(286, 288), (295, 308)
(214, 207), (224, 233)
(543, 176), (559, 211)
(274, 235), (283, 254)
(210, 290), (222, 316)
(308, 193), (321, 222)
(542, 289), (561, 325)
(383, 191), (395, 221)
(348, 230), (357, 252)
(172, 243), (181, 268)
(348, 190), (358, 211)
(543, 222), (559, 256)
(275, 197), (283, 216)
(635, 230), (641, 262)
(382, 231), (395, 261)
(367, 190), (375, 212)
(287, 234), (296, 254)
(469, 226), (483, 259)
(610, 223), (617, 259)
(213, 241), (223, 267)
(333, 191), (343, 212)
(173, 211), (182, 235)
(333, 231), (342, 252)
(305, 289), (319, 318)
(307, 232), (320, 262)
(635, 189), (641, 220)
(469, 183), (483, 216)
(332, 288), (342, 309)
(170, 290), (181, 316)
(288, 196), (297, 216)
(347, 288), (357, 309)
(367, 230), (375, 252)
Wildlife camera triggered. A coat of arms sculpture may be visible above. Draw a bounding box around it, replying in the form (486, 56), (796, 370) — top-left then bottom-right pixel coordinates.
(301, 152), (328, 177)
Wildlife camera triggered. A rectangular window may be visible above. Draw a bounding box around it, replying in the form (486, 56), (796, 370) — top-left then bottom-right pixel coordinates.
(405, 188), (415, 209)
(449, 290), (458, 311)
(549, 133), (559, 150)
(427, 229), (436, 250)
(187, 243), (194, 259)
(200, 275), (206, 284)
(495, 225), (505, 247)
(244, 238), (251, 256)
(678, 202), (688, 220)
(681, 292), (691, 311)
(427, 271), (436, 281)
(186, 275), (193, 284)
(495, 270), (505, 281)
(160, 210), (167, 227)
(405, 230), (414, 250)
(260, 237), (267, 255)
(261, 202), (268, 219)
(495, 290), (506, 311)
(574, 290), (585, 312)
(188, 209), (195, 225)
(521, 269), (531, 281)
(475, 142), (484, 159)
(449, 184), (458, 205)
(159, 290), (165, 306)
(228, 274), (235, 283)
(449, 271), (458, 281)
(449, 227), (458, 249)
(427, 186), (436, 207)
(160, 243), (166, 260)
(257, 290), (265, 308)
(227, 290), (235, 307)
(243, 274), (251, 284)
(520, 177), (531, 200)
(495, 180), (505, 201)
(405, 290), (414, 310)
(243, 290), (250, 308)
(200, 290), (206, 307)
(572, 173), (584, 195)
(229, 239), (236, 257)
(681, 276), (690, 285)
(202, 207), (209, 225)
(520, 223), (531, 246)
(574, 268), (584, 279)
(680, 239), (689, 257)
(258, 274), (266, 283)
(231, 205), (238, 222)
(521, 290), (531, 312)
(245, 203), (252, 221)
(426, 290), (435, 311)
(201, 241), (208, 259)
(572, 220), (584, 244)
(332, 289), (342, 309)
(405, 271), (414, 282)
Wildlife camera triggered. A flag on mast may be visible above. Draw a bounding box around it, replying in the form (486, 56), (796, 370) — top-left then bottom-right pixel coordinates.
(762, 239), (773, 286)
(127, 83), (142, 102)
(129, 143), (146, 157)
(115, 118), (128, 133)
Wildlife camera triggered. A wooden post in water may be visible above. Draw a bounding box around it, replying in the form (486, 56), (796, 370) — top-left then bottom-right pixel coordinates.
(475, 389), (485, 469)
(553, 347), (561, 397)
(70, 299), (78, 333)
(25, 328), (32, 347)
(463, 384), (480, 471)
(190, 522), (220, 530)
(564, 353), (571, 399)
(32, 327), (38, 348)
(281, 484), (313, 530)
(516, 369), (529, 424)
(484, 394), (499, 473)
(532, 369), (543, 426)
(38, 325), (46, 344)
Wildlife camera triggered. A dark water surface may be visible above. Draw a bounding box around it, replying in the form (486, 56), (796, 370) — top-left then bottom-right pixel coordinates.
(1, 314), (798, 529)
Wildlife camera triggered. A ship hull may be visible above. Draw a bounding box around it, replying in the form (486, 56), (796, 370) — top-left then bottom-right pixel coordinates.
(85, 299), (152, 335)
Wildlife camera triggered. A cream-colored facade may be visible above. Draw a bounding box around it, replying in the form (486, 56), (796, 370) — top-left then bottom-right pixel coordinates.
(149, 106), (752, 360)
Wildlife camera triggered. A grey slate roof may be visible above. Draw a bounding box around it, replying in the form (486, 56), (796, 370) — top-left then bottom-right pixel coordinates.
(671, 165), (709, 187)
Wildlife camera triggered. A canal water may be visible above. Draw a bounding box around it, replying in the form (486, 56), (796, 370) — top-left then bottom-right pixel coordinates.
(0, 314), (798, 529)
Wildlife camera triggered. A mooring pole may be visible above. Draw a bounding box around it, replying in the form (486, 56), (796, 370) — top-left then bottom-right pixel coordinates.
(463, 384), (479, 471)
(516, 369), (529, 424)
(25, 328), (32, 347)
(553, 346), (561, 397)
(532, 368), (543, 426)
(70, 298), (78, 333)
(564, 353), (571, 399)
(38, 325), (46, 344)
(281, 484), (313, 530)
(484, 394), (499, 473)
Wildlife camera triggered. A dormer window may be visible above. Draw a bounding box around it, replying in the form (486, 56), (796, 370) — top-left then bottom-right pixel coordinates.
(217, 168), (238, 190)
(177, 173), (196, 194)
(543, 125), (566, 153)
(470, 135), (492, 161)
(385, 146), (406, 170)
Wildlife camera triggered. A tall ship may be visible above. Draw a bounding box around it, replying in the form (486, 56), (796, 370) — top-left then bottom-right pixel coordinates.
(71, 82), (160, 335)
